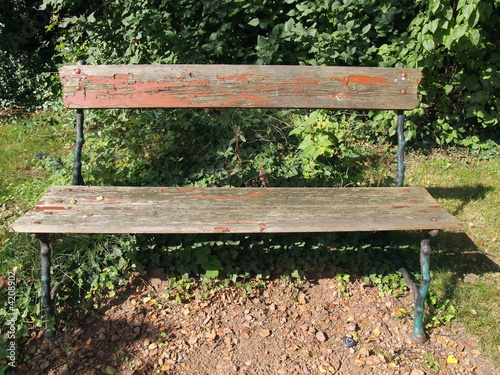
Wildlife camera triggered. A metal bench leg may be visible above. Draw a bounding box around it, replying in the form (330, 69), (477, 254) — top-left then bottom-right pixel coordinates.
(34, 234), (57, 341)
(411, 229), (439, 343)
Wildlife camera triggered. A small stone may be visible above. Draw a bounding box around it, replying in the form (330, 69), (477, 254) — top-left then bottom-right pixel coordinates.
(315, 330), (327, 342)
(345, 322), (358, 331)
(318, 365), (327, 373)
(105, 366), (117, 375)
(259, 329), (271, 338)
(343, 336), (357, 348)
(409, 369), (425, 375)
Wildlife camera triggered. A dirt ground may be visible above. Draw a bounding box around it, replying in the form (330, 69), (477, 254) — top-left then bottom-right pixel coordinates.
(18, 269), (497, 375)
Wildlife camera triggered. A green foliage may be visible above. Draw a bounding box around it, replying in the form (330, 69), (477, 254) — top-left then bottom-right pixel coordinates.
(384, 0), (500, 146)
(0, 1), (59, 108)
(2, 0), (498, 146)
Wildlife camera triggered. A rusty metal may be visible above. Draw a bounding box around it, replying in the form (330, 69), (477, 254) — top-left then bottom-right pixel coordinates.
(33, 234), (57, 341)
(411, 229), (439, 343)
(396, 111), (406, 187)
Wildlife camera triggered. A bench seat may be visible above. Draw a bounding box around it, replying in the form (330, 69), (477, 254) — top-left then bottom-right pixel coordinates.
(9, 185), (462, 234)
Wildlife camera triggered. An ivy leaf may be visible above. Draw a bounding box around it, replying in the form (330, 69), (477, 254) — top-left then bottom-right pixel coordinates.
(423, 39), (435, 52)
(205, 270), (219, 279)
(248, 18), (260, 27)
(470, 29), (481, 45)
(452, 25), (466, 41)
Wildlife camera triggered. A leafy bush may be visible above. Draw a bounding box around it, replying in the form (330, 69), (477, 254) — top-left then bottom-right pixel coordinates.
(0, 1), (59, 108)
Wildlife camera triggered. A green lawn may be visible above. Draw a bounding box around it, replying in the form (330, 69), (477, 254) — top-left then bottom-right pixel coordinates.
(406, 151), (500, 366)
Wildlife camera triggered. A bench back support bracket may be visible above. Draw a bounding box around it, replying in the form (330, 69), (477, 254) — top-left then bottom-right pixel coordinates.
(73, 108), (85, 186)
(396, 111), (406, 187)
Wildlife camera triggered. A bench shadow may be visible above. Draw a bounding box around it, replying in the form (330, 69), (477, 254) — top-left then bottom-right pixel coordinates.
(426, 184), (493, 216)
(26, 227), (499, 374)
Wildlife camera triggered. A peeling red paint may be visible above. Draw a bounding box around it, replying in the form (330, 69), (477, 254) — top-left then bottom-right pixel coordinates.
(192, 194), (238, 200)
(34, 206), (71, 211)
(214, 226), (230, 233)
(392, 205), (409, 209)
(245, 192), (262, 198)
(331, 75), (392, 87)
(283, 78), (320, 84)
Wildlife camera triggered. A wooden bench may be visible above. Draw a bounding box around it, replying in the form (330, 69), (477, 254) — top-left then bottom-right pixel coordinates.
(9, 64), (462, 343)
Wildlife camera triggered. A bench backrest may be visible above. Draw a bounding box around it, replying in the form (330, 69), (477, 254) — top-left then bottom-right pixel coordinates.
(59, 65), (421, 110)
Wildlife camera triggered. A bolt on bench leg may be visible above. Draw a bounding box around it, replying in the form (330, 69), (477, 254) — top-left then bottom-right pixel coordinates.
(411, 229), (439, 343)
(33, 234), (57, 341)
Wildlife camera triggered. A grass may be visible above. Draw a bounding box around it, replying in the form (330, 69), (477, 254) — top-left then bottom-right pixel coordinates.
(0, 110), (499, 369)
(405, 149), (500, 366)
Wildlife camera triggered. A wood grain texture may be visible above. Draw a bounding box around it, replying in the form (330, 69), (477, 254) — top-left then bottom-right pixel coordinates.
(9, 186), (462, 234)
(59, 65), (422, 110)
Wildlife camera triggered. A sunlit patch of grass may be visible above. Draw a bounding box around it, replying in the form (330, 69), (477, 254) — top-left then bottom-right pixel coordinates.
(406, 149), (500, 368)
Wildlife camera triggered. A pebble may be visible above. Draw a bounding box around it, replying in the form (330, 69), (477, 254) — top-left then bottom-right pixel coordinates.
(259, 329), (271, 338)
(315, 330), (327, 342)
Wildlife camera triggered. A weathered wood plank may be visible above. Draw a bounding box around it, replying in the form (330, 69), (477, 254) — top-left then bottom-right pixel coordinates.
(59, 65), (422, 110)
(9, 186), (462, 234)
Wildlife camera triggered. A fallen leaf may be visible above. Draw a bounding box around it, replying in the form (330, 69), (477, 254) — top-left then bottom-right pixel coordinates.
(106, 366), (117, 375)
(447, 355), (459, 364)
(161, 365), (171, 372)
(148, 342), (158, 350)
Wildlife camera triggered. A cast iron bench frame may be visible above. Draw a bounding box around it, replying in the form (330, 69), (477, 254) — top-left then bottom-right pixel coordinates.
(9, 63), (462, 343)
